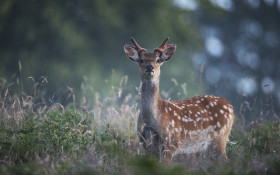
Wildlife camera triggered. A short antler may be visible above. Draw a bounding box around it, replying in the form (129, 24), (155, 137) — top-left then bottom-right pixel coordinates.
(124, 37), (234, 160)
(130, 37), (147, 54)
(154, 37), (176, 54)
(158, 37), (169, 49)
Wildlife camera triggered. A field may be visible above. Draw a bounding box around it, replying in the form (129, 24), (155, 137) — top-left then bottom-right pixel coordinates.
(0, 77), (280, 175)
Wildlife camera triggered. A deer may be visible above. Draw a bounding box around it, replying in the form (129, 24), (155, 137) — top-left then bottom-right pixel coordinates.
(123, 37), (234, 161)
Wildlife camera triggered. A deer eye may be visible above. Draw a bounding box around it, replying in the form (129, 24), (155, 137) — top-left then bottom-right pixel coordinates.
(156, 58), (162, 64)
(138, 59), (144, 64)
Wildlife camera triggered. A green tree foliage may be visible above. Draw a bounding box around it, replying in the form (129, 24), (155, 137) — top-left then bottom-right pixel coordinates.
(0, 0), (203, 104)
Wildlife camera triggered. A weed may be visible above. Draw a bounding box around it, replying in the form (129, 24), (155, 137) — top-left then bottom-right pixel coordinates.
(0, 76), (280, 175)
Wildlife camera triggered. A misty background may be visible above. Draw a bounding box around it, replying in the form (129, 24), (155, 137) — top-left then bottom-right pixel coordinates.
(0, 0), (279, 120)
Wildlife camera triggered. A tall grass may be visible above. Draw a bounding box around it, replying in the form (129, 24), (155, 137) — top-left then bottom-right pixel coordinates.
(0, 74), (280, 175)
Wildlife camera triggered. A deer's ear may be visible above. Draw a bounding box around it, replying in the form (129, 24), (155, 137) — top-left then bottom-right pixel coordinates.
(160, 45), (176, 62)
(124, 44), (140, 62)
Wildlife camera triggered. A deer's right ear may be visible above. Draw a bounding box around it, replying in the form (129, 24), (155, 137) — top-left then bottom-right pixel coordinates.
(124, 44), (140, 62)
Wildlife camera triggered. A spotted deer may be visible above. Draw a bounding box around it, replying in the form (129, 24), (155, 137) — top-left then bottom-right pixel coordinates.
(124, 37), (234, 160)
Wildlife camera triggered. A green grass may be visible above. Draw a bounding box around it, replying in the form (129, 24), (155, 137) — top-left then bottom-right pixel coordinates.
(0, 78), (280, 175)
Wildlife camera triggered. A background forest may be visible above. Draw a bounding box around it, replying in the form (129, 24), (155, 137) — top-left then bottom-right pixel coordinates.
(0, 0), (280, 174)
(1, 0), (280, 116)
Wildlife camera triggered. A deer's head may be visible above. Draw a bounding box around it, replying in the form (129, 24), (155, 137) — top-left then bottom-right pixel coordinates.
(124, 38), (176, 81)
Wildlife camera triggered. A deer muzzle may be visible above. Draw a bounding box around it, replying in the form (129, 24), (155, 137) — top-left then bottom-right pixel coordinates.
(144, 65), (155, 79)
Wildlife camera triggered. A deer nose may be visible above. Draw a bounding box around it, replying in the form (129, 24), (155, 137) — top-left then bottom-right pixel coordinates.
(146, 65), (154, 73)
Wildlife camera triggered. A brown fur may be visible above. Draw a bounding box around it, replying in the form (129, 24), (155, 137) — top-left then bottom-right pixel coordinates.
(124, 38), (234, 161)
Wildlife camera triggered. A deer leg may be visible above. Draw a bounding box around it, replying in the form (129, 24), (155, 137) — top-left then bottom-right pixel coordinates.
(212, 134), (229, 161)
(139, 127), (161, 158)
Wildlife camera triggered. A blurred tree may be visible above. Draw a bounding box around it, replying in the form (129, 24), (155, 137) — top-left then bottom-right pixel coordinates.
(1, 0), (278, 120)
(192, 0), (280, 117)
(0, 0), (203, 104)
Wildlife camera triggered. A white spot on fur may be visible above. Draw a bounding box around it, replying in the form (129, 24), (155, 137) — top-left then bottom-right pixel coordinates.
(220, 109), (224, 114)
(217, 121), (221, 128)
(171, 120), (175, 127)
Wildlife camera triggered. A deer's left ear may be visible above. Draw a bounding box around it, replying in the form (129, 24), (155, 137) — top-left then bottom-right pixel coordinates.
(124, 44), (140, 62)
(159, 45), (176, 62)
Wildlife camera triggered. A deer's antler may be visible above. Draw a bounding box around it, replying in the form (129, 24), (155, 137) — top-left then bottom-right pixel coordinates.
(154, 37), (176, 54)
(130, 37), (147, 54)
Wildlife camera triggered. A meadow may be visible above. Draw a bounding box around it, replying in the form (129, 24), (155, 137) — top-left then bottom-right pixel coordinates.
(0, 76), (280, 175)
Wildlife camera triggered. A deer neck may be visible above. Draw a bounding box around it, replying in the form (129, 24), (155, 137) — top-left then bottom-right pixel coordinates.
(140, 78), (162, 123)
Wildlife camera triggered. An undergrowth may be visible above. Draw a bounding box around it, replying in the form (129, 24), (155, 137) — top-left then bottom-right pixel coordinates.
(0, 76), (280, 175)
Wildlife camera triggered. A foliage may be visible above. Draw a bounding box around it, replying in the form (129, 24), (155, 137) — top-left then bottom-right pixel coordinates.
(195, 0), (280, 113)
(1, 77), (280, 175)
(1, 0), (280, 174)
(0, 0), (203, 105)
